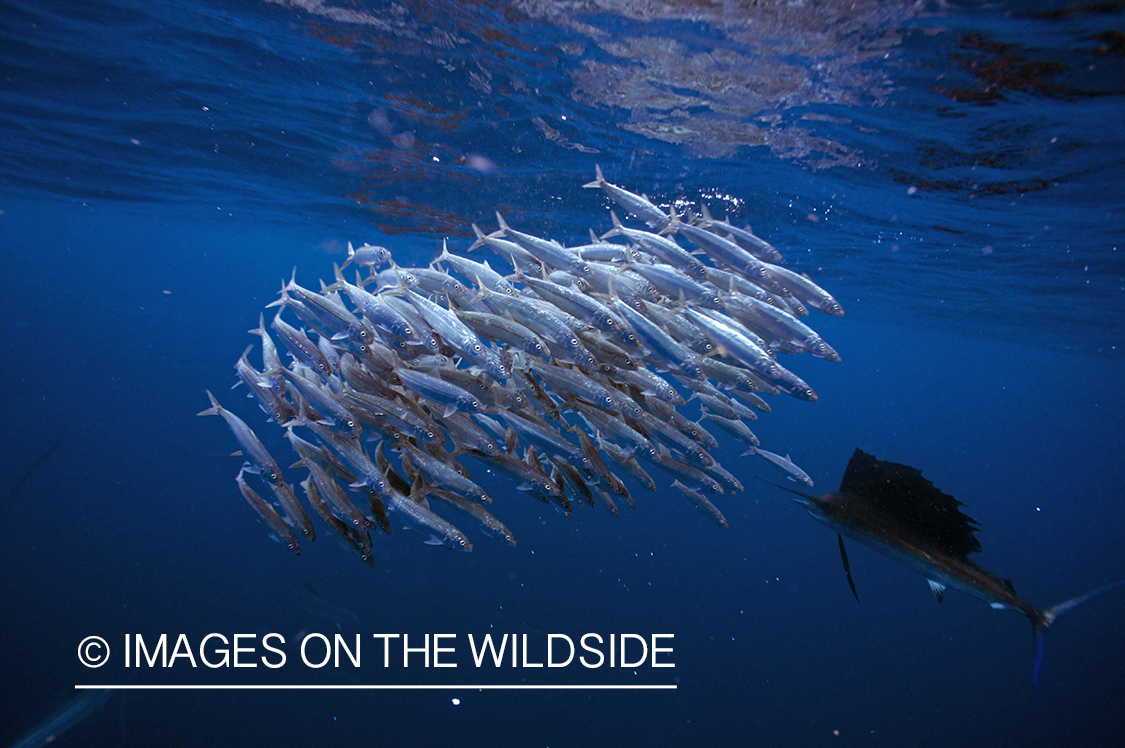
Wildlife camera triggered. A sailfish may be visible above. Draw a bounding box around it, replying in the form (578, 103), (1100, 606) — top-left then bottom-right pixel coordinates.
(764, 448), (1122, 686)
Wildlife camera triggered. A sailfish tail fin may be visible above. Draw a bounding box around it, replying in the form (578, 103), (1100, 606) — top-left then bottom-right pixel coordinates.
(1032, 579), (1125, 691)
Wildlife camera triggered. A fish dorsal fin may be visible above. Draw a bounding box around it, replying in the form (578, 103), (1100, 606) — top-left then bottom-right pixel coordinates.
(1004, 578), (1016, 594)
(838, 448), (982, 558)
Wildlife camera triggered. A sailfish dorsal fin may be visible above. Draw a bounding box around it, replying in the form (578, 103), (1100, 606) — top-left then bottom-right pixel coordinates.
(839, 449), (982, 558)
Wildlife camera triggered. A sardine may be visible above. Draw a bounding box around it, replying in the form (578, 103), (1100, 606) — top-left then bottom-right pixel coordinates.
(601, 212), (707, 280)
(396, 367), (486, 417)
(492, 212), (592, 277)
(236, 467), (301, 554)
(388, 487), (473, 552)
(426, 489), (516, 546)
(342, 241), (392, 270)
(754, 447), (814, 487)
(672, 479), (728, 529)
(583, 165), (671, 230)
(198, 391), (286, 486)
(693, 205), (783, 263)
(270, 313), (333, 379)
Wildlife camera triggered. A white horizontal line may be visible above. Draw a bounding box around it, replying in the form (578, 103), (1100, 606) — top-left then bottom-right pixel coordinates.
(75, 684), (676, 691)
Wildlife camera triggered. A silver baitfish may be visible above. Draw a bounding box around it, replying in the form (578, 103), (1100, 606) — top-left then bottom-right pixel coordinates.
(202, 171), (841, 563)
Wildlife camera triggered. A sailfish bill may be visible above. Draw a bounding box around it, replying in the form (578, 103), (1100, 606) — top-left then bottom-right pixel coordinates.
(762, 448), (1124, 687)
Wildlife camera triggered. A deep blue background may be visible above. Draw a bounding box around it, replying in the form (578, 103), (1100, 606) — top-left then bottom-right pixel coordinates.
(2, 1), (1123, 746)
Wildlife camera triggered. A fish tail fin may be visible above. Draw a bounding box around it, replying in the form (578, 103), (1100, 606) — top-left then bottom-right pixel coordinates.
(494, 211), (510, 233)
(264, 281), (291, 309)
(1031, 580), (1125, 691)
(197, 390), (222, 417)
(468, 223), (488, 251)
(341, 242), (355, 270)
(435, 237), (452, 267)
(659, 206), (681, 236)
(248, 312), (266, 338)
(583, 164), (605, 189)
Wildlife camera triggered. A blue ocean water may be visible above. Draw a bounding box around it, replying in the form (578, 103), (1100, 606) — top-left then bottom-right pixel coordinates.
(1, 0), (1123, 746)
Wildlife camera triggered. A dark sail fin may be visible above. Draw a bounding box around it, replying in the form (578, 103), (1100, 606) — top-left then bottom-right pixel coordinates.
(838, 449), (981, 559)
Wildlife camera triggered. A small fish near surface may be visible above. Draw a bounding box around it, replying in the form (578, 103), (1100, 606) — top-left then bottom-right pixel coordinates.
(202, 168), (847, 565)
(762, 448), (1124, 687)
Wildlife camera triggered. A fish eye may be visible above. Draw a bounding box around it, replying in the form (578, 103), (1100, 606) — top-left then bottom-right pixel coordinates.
(473, 344), (483, 353)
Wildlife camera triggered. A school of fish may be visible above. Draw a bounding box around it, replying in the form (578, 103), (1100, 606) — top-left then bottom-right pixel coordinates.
(200, 167), (843, 563)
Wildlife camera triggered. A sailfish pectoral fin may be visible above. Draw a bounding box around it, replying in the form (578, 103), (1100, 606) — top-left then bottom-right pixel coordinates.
(927, 579), (946, 603)
(837, 533), (859, 603)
